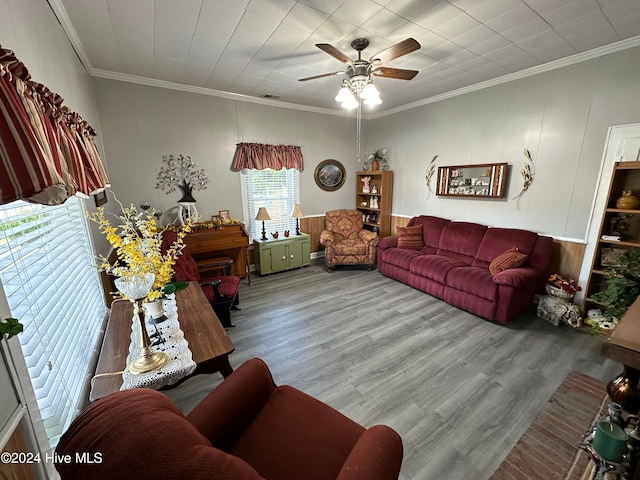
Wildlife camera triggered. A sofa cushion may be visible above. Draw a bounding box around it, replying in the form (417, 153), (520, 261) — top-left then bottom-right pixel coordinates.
(437, 222), (487, 262)
(489, 247), (528, 276)
(408, 215), (449, 250)
(473, 228), (538, 269)
(380, 247), (423, 271)
(410, 254), (469, 284)
(447, 267), (498, 301)
(397, 225), (424, 250)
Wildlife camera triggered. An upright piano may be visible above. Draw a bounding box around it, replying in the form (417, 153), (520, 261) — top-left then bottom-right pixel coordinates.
(184, 223), (250, 284)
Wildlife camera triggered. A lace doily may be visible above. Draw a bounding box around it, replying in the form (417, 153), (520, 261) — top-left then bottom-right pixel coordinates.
(121, 294), (197, 390)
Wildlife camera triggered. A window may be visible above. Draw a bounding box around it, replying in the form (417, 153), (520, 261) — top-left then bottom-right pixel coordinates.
(241, 168), (300, 242)
(0, 197), (106, 447)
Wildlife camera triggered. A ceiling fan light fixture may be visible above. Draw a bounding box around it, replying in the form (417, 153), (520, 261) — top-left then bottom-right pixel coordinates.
(335, 84), (351, 102)
(364, 94), (382, 107)
(341, 95), (359, 110)
(360, 81), (379, 100)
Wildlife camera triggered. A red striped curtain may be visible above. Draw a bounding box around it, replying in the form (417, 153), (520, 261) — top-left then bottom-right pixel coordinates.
(0, 46), (110, 205)
(231, 142), (304, 171)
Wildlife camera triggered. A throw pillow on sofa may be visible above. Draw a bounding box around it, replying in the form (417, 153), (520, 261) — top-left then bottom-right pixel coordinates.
(489, 247), (528, 276)
(397, 225), (424, 250)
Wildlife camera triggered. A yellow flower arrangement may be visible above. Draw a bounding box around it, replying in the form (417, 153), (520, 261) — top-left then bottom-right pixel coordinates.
(87, 204), (190, 301)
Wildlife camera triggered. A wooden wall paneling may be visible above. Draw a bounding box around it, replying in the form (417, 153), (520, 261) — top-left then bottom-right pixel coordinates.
(0, 423), (39, 480)
(390, 215), (410, 234)
(300, 216), (326, 253)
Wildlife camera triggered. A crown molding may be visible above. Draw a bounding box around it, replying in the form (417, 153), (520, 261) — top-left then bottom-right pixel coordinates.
(373, 35), (640, 119)
(47, 0), (94, 75)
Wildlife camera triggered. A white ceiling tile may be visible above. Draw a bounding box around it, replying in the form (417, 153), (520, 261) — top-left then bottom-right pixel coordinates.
(440, 48), (479, 66)
(256, 24), (310, 60)
(333, 0), (384, 26)
(602, 0), (640, 20)
(452, 25), (496, 48)
(154, 0), (201, 32)
(314, 16), (358, 42)
(424, 41), (465, 61)
(283, 3), (330, 32)
(197, 0), (247, 26)
(514, 29), (563, 51)
(610, 11), (640, 37)
(562, 23), (625, 51)
(247, 0), (296, 21)
(432, 12), (482, 40)
(500, 16), (550, 43)
(228, 11), (280, 49)
(412, 1), (465, 30)
(107, 0), (153, 35)
(360, 10), (409, 37)
(523, 0), (565, 15)
(153, 54), (186, 83)
(154, 31), (194, 59)
(541, 0), (601, 27)
(523, 37), (577, 62)
(466, 0), (524, 22)
(385, 0), (441, 20)
(554, 10), (613, 37)
(466, 34), (512, 55)
(180, 63), (215, 87)
(298, 0), (347, 15)
(386, 22), (437, 44)
(486, 4), (538, 33)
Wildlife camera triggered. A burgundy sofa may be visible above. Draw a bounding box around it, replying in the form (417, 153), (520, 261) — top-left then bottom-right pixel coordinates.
(378, 216), (553, 323)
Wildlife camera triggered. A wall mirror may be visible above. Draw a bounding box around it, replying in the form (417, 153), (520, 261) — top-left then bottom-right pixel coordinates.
(436, 163), (508, 198)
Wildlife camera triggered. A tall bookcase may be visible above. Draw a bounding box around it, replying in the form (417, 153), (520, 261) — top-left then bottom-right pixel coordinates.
(355, 170), (393, 237)
(583, 161), (640, 314)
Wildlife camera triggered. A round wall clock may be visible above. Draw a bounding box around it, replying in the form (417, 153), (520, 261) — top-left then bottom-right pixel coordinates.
(314, 159), (346, 191)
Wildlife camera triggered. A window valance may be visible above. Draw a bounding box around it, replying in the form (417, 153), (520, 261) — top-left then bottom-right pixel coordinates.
(231, 142), (304, 171)
(0, 46), (110, 206)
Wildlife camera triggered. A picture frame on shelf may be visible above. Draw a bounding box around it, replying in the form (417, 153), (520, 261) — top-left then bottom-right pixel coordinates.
(211, 215), (220, 223)
(314, 159), (346, 191)
(219, 210), (230, 222)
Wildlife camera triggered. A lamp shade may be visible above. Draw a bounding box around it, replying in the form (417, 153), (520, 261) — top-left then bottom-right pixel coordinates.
(255, 207), (271, 221)
(291, 204), (304, 218)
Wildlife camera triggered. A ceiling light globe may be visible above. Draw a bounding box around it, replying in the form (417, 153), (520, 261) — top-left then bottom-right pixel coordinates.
(335, 85), (351, 103)
(361, 82), (378, 100)
(341, 96), (359, 110)
(364, 95), (382, 107)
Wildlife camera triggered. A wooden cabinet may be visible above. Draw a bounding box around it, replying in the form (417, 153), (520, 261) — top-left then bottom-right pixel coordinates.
(253, 234), (310, 275)
(584, 161), (640, 314)
(356, 170), (393, 237)
(436, 163), (507, 198)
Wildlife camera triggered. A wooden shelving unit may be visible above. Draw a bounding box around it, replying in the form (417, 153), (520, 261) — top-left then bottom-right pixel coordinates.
(583, 161), (640, 315)
(355, 170), (393, 237)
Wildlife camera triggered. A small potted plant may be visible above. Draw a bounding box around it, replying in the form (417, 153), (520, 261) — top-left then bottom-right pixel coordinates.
(547, 274), (581, 301)
(0, 317), (23, 340)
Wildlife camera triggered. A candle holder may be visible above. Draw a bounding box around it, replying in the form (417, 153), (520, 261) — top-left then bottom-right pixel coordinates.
(115, 273), (168, 375)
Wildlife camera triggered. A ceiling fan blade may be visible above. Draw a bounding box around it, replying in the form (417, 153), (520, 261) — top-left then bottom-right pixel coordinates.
(372, 67), (418, 80)
(298, 71), (344, 82)
(369, 38), (421, 64)
(315, 43), (354, 64)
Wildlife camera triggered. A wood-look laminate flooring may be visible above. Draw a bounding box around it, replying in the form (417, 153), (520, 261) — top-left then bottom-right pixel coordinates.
(164, 263), (619, 480)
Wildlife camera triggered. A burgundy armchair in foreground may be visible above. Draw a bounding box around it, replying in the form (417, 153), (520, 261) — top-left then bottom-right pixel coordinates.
(55, 358), (403, 480)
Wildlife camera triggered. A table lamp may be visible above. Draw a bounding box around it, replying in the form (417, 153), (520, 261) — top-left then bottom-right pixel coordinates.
(114, 273), (168, 375)
(292, 204), (304, 235)
(255, 207), (271, 241)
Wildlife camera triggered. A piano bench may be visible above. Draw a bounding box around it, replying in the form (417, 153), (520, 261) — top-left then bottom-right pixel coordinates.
(196, 256), (234, 276)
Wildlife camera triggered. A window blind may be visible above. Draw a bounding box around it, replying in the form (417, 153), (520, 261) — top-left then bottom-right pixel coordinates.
(241, 168), (300, 243)
(0, 197), (106, 447)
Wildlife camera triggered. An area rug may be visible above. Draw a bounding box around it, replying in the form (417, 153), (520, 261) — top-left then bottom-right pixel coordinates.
(490, 371), (608, 480)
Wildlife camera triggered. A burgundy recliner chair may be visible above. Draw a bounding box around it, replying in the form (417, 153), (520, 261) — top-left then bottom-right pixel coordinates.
(55, 358), (403, 480)
(162, 230), (240, 328)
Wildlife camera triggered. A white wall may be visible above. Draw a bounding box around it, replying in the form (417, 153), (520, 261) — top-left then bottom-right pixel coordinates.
(369, 45), (640, 241)
(92, 78), (362, 233)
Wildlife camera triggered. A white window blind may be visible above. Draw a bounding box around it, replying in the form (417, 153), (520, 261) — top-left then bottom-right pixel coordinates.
(0, 197), (106, 447)
(241, 168), (300, 243)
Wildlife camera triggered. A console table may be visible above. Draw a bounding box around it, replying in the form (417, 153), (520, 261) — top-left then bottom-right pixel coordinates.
(90, 282), (235, 401)
(185, 224), (250, 283)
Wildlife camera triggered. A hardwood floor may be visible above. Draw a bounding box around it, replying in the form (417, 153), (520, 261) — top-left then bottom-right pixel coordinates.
(164, 263), (619, 480)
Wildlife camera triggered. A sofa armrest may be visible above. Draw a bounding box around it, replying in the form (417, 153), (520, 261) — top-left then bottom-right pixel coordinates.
(492, 267), (539, 288)
(359, 229), (380, 246)
(187, 358), (276, 450)
(337, 425), (403, 480)
(378, 236), (398, 251)
(320, 229), (334, 246)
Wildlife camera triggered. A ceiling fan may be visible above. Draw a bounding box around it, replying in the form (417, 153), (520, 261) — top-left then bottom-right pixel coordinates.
(298, 37), (421, 84)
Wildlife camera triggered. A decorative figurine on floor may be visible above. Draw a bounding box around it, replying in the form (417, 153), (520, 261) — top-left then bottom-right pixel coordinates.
(361, 176), (371, 193)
